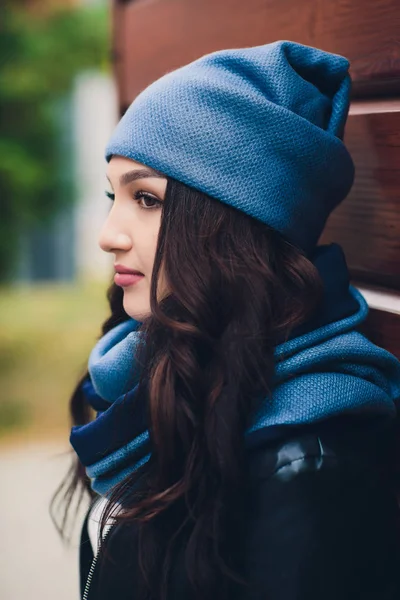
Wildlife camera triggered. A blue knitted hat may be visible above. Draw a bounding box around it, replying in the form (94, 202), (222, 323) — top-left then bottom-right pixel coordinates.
(105, 40), (355, 253)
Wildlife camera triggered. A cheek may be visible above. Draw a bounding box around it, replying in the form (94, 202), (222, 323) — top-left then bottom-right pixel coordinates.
(138, 218), (161, 276)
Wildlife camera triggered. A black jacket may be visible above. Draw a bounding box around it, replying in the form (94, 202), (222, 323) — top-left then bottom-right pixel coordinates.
(80, 414), (400, 599)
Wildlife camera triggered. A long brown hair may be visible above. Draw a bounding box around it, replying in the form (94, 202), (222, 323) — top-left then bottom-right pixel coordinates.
(53, 176), (324, 599)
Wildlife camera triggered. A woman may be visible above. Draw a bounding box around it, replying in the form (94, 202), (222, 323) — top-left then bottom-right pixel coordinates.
(61, 41), (400, 599)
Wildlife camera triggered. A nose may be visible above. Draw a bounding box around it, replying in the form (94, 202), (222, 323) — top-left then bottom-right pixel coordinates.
(98, 211), (132, 254)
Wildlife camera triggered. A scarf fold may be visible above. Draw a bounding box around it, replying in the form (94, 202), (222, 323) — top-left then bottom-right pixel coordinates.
(70, 243), (400, 496)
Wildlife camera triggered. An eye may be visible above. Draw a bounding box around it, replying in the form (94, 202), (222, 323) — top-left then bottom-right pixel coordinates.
(105, 190), (115, 201)
(134, 190), (162, 210)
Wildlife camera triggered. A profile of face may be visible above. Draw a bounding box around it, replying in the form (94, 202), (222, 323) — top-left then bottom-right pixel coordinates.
(99, 156), (168, 321)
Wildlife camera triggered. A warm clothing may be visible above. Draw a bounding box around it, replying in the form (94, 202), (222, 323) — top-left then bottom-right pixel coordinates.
(75, 38), (400, 600)
(70, 243), (400, 496)
(80, 414), (400, 600)
(104, 40), (355, 254)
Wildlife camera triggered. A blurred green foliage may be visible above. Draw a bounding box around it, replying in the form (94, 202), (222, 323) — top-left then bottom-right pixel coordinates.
(0, 398), (30, 435)
(0, 2), (110, 281)
(0, 281), (109, 440)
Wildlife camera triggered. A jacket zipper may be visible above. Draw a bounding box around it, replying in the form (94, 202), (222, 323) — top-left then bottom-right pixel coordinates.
(82, 525), (114, 600)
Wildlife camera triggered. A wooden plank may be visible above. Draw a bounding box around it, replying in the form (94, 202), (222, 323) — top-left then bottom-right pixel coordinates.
(113, 0), (400, 108)
(359, 309), (400, 359)
(356, 284), (400, 316)
(355, 284), (400, 357)
(321, 105), (400, 291)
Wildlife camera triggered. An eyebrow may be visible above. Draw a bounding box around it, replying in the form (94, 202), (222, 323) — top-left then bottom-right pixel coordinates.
(106, 167), (166, 187)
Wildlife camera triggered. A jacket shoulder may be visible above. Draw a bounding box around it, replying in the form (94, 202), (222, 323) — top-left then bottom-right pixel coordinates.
(241, 415), (400, 600)
(246, 413), (397, 482)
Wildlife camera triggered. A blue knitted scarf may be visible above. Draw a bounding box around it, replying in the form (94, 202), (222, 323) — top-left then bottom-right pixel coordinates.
(70, 244), (400, 496)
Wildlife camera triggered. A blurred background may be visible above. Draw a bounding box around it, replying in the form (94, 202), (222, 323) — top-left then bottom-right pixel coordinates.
(0, 0), (116, 598)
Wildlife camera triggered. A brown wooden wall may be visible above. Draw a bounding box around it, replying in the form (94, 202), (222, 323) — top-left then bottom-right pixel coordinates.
(111, 0), (400, 357)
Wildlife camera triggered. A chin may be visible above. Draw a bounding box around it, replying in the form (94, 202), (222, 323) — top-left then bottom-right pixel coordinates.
(123, 295), (151, 322)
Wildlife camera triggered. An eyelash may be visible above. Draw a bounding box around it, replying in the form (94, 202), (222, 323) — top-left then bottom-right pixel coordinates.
(105, 190), (162, 210)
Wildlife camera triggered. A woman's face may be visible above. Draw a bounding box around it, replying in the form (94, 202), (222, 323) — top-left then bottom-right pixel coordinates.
(99, 156), (168, 321)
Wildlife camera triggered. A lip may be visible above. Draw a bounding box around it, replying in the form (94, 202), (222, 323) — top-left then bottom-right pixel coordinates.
(114, 264), (144, 287)
(114, 273), (144, 287)
(114, 264), (144, 275)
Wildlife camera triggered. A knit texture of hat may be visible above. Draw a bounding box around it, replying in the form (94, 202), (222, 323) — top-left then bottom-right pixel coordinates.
(105, 40), (355, 253)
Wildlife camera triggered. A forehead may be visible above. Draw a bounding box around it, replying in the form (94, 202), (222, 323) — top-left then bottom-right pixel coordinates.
(106, 156), (148, 180)
(106, 156), (167, 185)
